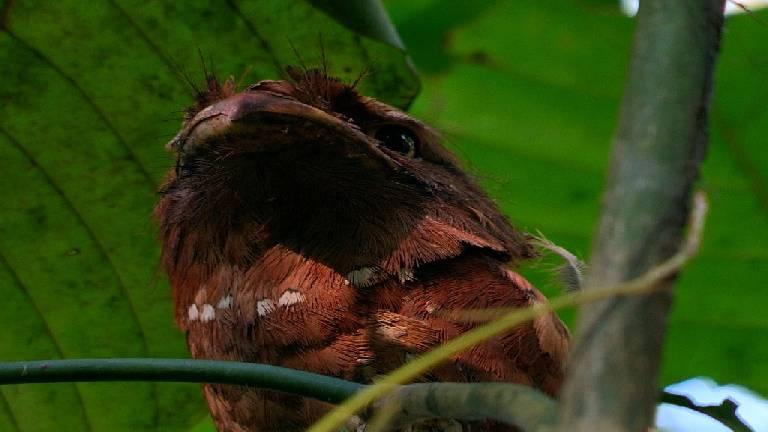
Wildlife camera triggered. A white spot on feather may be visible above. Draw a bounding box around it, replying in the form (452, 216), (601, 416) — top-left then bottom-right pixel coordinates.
(200, 304), (216, 322)
(217, 295), (233, 310)
(278, 289), (305, 307)
(257, 299), (275, 317)
(188, 304), (199, 321)
(425, 301), (437, 314)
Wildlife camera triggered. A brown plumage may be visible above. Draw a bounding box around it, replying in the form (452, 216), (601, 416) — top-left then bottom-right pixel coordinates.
(155, 69), (569, 431)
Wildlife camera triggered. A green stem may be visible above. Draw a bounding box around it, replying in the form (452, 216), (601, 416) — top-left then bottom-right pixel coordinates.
(0, 359), (363, 404)
(0, 358), (752, 431)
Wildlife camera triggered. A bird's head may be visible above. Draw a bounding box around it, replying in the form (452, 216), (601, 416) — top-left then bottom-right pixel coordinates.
(156, 69), (534, 278)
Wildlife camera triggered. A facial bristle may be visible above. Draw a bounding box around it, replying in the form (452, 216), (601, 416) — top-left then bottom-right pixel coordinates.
(183, 74), (238, 122)
(285, 66), (359, 112)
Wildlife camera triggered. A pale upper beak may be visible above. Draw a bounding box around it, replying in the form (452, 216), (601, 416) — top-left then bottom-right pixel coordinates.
(168, 89), (380, 159)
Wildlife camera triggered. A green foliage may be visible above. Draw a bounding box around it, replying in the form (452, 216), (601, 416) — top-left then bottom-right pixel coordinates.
(394, 0), (768, 396)
(0, 0), (765, 431)
(0, 1), (413, 431)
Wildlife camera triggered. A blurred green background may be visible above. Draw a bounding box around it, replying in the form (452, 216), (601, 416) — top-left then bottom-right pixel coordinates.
(0, 0), (765, 431)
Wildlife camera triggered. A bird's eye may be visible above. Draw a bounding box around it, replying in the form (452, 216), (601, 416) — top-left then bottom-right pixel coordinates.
(374, 125), (418, 157)
(175, 155), (184, 176)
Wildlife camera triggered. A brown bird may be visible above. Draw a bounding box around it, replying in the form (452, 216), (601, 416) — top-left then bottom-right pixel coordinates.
(155, 69), (569, 431)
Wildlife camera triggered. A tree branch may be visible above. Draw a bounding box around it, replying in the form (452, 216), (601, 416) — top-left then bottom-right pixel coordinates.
(661, 391), (754, 432)
(0, 358), (557, 431)
(0, 358), (363, 404)
(0, 356), (752, 432)
(557, 1), (726, 431)
(371, 383), (557, 432)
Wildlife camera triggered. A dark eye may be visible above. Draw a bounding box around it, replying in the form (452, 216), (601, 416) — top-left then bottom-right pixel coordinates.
(374, 125), (418, 157)
(175, 154), (197, 177)
(174, 155), (184, 176)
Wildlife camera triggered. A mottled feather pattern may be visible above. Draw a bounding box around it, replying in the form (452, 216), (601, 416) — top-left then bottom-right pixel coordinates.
(156, 70), (568, 431)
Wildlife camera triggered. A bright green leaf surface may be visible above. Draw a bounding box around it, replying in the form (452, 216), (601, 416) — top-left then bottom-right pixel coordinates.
(0, 1), (415, 430)
(1, 0), (766, 430)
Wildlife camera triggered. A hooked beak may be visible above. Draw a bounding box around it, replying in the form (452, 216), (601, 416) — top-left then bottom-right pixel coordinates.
(167, 89), (395, 170)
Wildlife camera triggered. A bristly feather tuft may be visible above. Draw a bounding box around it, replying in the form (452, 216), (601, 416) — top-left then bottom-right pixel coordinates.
(530, 231), (585, 292)
(184, 74), (237, 122)
(184, 51), (238, 122)
(284, 66), (361, 119)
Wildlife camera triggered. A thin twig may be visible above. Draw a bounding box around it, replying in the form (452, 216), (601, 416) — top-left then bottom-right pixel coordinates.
(0, 358), (363, 404)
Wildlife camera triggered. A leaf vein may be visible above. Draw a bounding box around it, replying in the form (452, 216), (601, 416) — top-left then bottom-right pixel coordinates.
(0, 390), (20, 432)
(0, 252), (92, 432)
(0, 126), (157, 429)
(225, 0), (284, 76)
(3, 29), (156, 189)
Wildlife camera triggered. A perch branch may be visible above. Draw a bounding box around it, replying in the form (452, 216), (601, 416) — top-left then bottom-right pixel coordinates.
(557, 1), (726, 431)
(369, 383), (557, 432)
(0, 358), (363, 404)
(660, 391), (753, 432)
(0, 358), (555, 430)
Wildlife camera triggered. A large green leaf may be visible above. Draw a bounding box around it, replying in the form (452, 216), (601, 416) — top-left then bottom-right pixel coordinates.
(2, 0), (767, 431)
(0, 1), (415, 431)
(390, 0), (768, 394)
